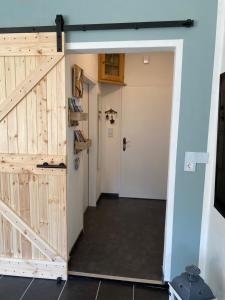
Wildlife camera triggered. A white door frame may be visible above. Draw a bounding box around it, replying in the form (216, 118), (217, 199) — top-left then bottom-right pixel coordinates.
(66, 39), (184, 281)
(83, 74), (98, 209)
(199, 0), (225, 276)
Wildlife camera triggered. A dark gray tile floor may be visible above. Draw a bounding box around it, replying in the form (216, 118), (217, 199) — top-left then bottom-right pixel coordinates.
(69, 197), (166, 281)
(0, 275), (169, 300)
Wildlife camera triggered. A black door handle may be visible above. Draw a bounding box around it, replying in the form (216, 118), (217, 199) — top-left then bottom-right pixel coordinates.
(123, 137), (127, 151)
(36, 162), (67, 169)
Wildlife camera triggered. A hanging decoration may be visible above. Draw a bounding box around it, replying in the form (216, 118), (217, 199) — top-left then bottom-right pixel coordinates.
(105, 108), (118, 124)
(72, 64), (84, 98)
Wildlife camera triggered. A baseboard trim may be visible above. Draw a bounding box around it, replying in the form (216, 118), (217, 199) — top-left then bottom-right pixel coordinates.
(100, 193), (119, 199)
(68, 270), (164, 286)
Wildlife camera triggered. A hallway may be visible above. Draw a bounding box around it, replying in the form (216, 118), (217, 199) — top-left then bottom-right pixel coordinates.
(69, 197), (166, 281)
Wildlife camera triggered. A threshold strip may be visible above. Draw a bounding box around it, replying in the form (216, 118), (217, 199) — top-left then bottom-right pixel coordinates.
(68, 270), (164, 286)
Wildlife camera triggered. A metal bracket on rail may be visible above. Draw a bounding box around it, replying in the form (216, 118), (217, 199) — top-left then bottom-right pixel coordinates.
(55, 14), (64, 52)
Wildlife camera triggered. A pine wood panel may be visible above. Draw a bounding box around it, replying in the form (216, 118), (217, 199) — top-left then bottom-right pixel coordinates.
(0, 172), (67, 260)
(57, 58), (67, 155)
(0, 58), (8, 153)
(0, 33), (64, 56)
(0, 57), (66, 155)
(0, 55), (63, 123)
(0, 173), (12, 256)
(0, 258), (67, 280)
(37, 76), (48, 154)
(5, 57), (18, 154)
(26, 56), (38, 154)
(9, 173), (21, 258)
(0, 33), (67, 277)
(16, 56), (27, 154)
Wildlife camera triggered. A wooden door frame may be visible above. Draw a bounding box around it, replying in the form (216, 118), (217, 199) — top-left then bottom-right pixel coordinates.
(66, 39), (183, 282)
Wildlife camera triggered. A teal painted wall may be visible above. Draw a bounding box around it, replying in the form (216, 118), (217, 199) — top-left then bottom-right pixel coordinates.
(0, 0), (218, 278)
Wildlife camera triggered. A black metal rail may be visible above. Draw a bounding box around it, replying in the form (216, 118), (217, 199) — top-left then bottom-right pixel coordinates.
(0, 15), (194, 52)
(0, 19), (194, 33)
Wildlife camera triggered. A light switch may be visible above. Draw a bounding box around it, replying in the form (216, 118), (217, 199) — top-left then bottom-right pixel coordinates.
(184, 152), (209, 172)
(108, 128), (113, 138)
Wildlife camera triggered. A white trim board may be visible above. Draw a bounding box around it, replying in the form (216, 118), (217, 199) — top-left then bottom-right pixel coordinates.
(66, 39), (184, 281)
(199, 0), (225, 275)
(66, 40), (179, 53)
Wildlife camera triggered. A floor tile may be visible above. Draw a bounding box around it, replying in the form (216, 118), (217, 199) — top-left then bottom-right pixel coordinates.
(60, 276), (99, 300)
(135, 285), (169, 300)
(22, 278), (64, 300)
(70, 198), (166, 280)
(0, 276), (32, 300)
(97, 280), (133, 300)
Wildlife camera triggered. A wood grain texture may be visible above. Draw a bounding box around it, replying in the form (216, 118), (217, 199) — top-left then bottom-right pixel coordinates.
(0, 55), (64, 122)
(5, 57), (18, 154)
(0, 257), (67, 280)
(0, 154), (66, 176)
(0, 33), (65, 56)
(0, 32), (67, 279)
(0, 56), (66, 156)
(26, 56), (38, 154)
(15, 57), (27, 154)
(0, 200), (65, 262)
(37, 76), (48, 154)
(0, 57), (8, 153)
(0, 172), (67, 260)
(56, 57), (67, 155)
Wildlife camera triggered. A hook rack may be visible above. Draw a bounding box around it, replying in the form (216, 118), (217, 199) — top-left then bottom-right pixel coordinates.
(105, 109), (118, 124)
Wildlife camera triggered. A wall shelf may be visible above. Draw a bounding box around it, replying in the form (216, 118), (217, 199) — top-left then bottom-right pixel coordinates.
(75, 139), (92, 154)
(69, 111), (88, 127)
(99, 79), (126, 86)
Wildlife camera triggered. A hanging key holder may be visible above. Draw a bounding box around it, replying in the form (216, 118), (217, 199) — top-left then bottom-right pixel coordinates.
(105, 108), (117, 124)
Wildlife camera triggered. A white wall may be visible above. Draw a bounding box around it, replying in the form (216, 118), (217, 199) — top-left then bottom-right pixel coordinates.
(67, 54), (98, 81)
(200, 4), (225, 298)
(100, 52), (174, 197)
(66, 54), (99, 252)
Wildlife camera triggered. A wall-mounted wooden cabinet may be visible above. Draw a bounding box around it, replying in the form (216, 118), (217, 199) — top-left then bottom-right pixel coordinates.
(98, 54), (125, 85)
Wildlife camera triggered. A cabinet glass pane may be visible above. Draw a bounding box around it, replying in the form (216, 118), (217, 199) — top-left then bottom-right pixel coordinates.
(105, 64), (119, 76)
(104, 54), (120, 77)
(105, 54), (120, 67)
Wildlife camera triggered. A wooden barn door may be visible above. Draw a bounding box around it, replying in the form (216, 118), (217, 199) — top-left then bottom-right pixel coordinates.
(0, 33), (67, 279)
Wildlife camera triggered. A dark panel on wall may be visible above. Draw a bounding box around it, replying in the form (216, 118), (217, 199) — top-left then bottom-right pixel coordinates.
(215, 72), (225, 218)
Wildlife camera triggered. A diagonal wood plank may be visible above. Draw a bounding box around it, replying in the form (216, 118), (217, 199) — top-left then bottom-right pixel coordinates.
(0, 55), (64, 122)
(0, 199), (65, 263)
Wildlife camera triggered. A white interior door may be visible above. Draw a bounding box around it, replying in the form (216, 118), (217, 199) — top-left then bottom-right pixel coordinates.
(82, 82), (89, 212)
(120, 86), (172, 199)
